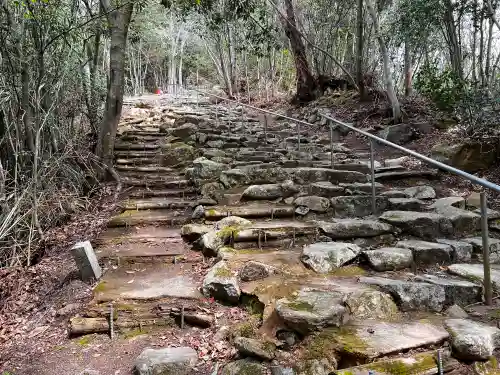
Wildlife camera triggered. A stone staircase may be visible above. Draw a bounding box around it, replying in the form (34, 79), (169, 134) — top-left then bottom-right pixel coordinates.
(71, 93), (500, 375)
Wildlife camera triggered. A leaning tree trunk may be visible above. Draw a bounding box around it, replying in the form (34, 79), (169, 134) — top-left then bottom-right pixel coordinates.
(365, 0), (402, 123)
(356, 0), (365, 99)
(404, 39), (412, 96)
(282, 0), (317, 103)
(97, 0), (134, 176)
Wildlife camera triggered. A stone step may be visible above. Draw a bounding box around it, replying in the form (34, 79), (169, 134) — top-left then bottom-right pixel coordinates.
(374, 169), (439, 181)
(115, 150), (160, 159)
(119, 134), (165, 142)
(204, 204), (296, 220)
(114, 143), (161, 151)
(118, 171), (182, 181)
(122, 177), (189, 189)
(116, 158), (160, 166)
(448, 263), (500, 290)
(232, 220), (319, 243)
(119, 130), (161, 137)
(120, 198), (194, 210)
(108, 209), (191, 227)
(116, 165), (175, 174)
(127, 188), (197, 199)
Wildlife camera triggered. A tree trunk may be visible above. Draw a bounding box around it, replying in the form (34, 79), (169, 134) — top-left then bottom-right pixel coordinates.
(356, 0), (365, 98)
(365, 0), (401, 122)
(443, 0), (463, 80)
(282, 0), (317, 103)
(96, 0), (134, 174)
(404, 39), (412, 96)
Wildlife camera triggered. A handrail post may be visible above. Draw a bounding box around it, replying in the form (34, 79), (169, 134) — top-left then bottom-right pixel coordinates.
(330, 122), (334, 169)
(370, 139), (376, 215)
(481, 192), (493, 305)
(297, 122), (301, 152)
(264, 114), (268, 143)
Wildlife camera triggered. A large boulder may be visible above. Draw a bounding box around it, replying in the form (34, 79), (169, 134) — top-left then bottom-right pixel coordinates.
(242, 180), (298, 200)
(378, 123), (415, 144)
(180, 224), (211, 242)
(275, 288), (349, 334)
(294, 196), (330, 213)
(221, 359), (267, 375)
(233, 337), (275, 361)
(301, 242), (362, 273)
(331, 196), (388, 217)
(192, 157), (227, 181)
(431, 141), (499, 173)
(134, 347), (197, 375)
(396, 240), (453, 266)
(415, 274), (482, 307)
(202, 261), (240, 304)
(362, 247), (413, 271)
(379, 211), (453, 239)
(168, 123), (197, 140)
(345, 289), (399, 320)
(161, 143), (198, 167)
(290, 167), (367, 184)
(445, 319), (500, 360)
(360, 276), (446, 312)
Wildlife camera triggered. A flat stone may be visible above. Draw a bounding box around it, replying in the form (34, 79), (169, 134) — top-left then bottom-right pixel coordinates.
(71, 241), (101, 283)
(294, 196), (330, 212)
(445, 319), (500, 360)
(331, 195), (388, 218)
(316, 219), (395, 239)
(388, 198), (427, 211)
(404, 186), (436, 199)
(473, 207), (500, 220)
(233, 337), (275, 361)
(328, 320), (449, 359)
(445, 304), (469, 318)
(415, 274), (482, 307)
(214, 216), (252, 230)
(242, 180), (298, 200)
(396, 240), (453, 266)
(301, 242), (362, 273)
(290, 167), (367, 184)
(430, 196), (466, 209)
(339, 182), (384, 195)
(239, 261), (276, 282)
(363, 247), (413, 271)
(134, 347), (197, 375)
(379, 211), (453, 239)
(202, 261), (240, 304)
(384, 156), (410, 167)
(436, 239), (473, 262)
(380, 190), (410, 198)
(309, 181), (344, 197)
(353, 234), (396, 249)
(360, 276), (446, 312)
(275, 288), (349, 334)
(448, 263), (500, 290)
(200, 231), (225, 257)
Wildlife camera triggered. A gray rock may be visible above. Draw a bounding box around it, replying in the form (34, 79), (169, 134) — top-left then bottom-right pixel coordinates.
(200, 231), (225, 257)
(239, 261), (276, 282)
(445, 319), (500, 360)
(180, 224), (211, 242)
(379, 211), (453, 239)
(385, 156), (410, 167)
(169, 123), (197, 140)
(275, 288), (349, 334)
(445, 304), (469, 318)
(353, 234), (396, 249)
(462, 237), (500, 263)
(214, 216), (252, 231)
(430, 196), (466, 210)
(294, 196), (330, 212)
(301, 242), (362, 273)
(316, 219), (395, 239)
(378, 123), (415, 144)
(71, 241), (101, 283)
(191, 205), (205, 219)
(339, 182), (384, 195)
(360, 276), (446, 312)
(448, 263), (500, 291)
(331, 195), (388, 218)
(295, 359), (333, 375)
(200, 181), (224, 202)
(221, 359), (267, 375)
(380, 190), (410, 198)
(161, 143), (197, 167)
(242, 180), (298, 200)
(271, 366), (296, 375)
(396, 240), (453, 266)
(233, 336), (275, 361)
(202, 261), (240, 304)
(309, 181), (344, 197)
(403, 186), (436, 199)
(434, 205), (481, 235)
(415, 274), (482, 307)
(431, 141), (499, 173)
(134, 347), (197, 375)
(363, 247), (413, 271)
(295, 206), (310, 216)
(388, 198), (427, 211)
(345, 289), (399, 320)
(436, 239), (473, 262)
(291, 167), (367, 184)
(192, 157), (227, 180)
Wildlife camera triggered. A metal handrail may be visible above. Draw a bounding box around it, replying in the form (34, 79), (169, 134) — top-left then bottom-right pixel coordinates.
(184, 86), (496, 304)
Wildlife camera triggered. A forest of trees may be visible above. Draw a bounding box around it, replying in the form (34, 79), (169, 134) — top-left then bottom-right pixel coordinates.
(1, 0), (500, 266)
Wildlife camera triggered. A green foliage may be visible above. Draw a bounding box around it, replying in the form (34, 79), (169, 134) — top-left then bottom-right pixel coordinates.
(415, 62), (465, 111)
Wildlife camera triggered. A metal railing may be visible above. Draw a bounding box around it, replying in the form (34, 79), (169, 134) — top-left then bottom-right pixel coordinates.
(157, 85), (499, 304)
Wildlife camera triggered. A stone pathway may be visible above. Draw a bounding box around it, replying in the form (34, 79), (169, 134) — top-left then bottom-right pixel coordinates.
(71, 91), (500, 374)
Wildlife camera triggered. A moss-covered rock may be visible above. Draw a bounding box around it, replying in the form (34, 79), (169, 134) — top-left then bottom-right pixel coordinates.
(161, 142), (198, 167)
(221, 359), (267, 375)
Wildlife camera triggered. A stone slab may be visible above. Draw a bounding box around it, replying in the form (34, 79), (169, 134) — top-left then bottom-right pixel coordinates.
(71, 241), (101, 282)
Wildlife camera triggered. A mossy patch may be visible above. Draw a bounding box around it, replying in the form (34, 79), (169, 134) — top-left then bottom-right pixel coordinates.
(215, 265), (233, 277)
(217, 225), (241, 239)
(231, 316), (260, 339)
(285, 300), (314, 312)
(93, 281), (108, 294)
(206, 209), (219, 217)
(75, 335), (92, 347)
(328, 265), (366, 277)
(122, 327), (149, 339)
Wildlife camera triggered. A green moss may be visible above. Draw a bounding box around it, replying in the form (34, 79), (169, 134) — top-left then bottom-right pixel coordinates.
(93, 281), (108, 293)
(285, 300), (314, 312)
(217, 225), (241, 239)
(170, 142), (193, 150)
(304, 327), (368, 361)
(206, 209), (218, 217)
(328, 265), (366, 277)
(474, 356), (500, 375)
(231, 316), (260, 338)
(76, 335), (92, 347)
(215, 265), (232, 277)
(122, 327), (149, 339)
